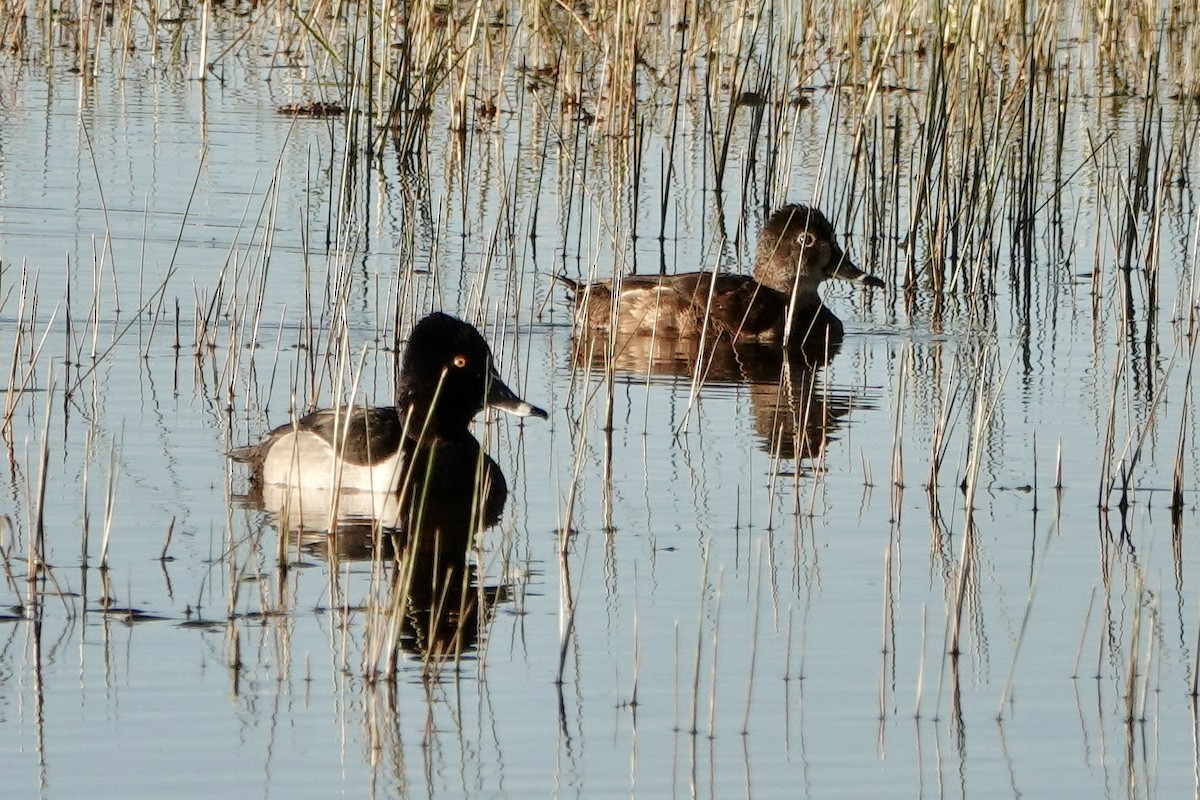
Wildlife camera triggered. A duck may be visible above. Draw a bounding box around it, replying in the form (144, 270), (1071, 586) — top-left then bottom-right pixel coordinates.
(228, 312), (547, 535)
(558, 204), (884, 351)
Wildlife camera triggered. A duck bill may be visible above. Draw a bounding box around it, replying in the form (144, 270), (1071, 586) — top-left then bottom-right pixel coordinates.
(830, 250), (885, 289)
(486, 371), (549, 419)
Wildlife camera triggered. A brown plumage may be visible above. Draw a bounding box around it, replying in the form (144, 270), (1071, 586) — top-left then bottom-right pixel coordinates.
(559, 205), (884, 350)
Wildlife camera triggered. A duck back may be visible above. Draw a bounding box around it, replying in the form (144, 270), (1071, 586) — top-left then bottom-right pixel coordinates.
(573, 273), (789, 339)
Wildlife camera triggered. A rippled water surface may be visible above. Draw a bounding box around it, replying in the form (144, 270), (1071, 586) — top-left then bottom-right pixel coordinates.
(2, 6), (1199, 798)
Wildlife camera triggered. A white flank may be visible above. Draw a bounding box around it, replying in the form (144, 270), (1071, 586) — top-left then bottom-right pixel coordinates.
(259, 430), (406, 494)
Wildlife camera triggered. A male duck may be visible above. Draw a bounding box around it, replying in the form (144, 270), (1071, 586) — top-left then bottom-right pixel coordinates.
(229, 312), (547, 526)
(560, 204), (884, 350)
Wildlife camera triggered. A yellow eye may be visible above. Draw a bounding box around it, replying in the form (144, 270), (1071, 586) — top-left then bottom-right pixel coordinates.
(452, 354), (468, 368)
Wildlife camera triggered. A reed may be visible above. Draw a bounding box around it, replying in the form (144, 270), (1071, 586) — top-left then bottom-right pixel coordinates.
(925, 353), (962, 490)
(556, 534), (579, 687)
(26, 368), (54, 615)
(1072, 587), (1097, 681)
(740, 542), (764, 735)
(913, 604), (927, 719)
(2, 270), (57, 445)
(889, 342), (910, 502)
(1124, 569), (1153, 725)
(629, 577), (641, 710)
(1171, 227), (1200, 516)
(672, 619), (681, 732)
(3, 3), (1200, 793)
(689, 540), (712, 735)
(159, 517), (176, 563)
(878, 545), (893, 724)
(1192, 597), (1200, 699)
(98, 437), (120, 572)
(706, 567), (724, 738)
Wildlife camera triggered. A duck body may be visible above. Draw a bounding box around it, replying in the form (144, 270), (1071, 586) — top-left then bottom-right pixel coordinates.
(229, 312), (545, 542)
(235, 406), (508, 531)
(242, 406), (409, 494)
(562, 205), (883, 351)
(569, 272), (786, 339)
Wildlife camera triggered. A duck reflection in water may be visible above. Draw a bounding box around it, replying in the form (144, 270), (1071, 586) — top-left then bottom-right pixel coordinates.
(570, 334), (875, 463)
(294, 516), (511, 662)
(229, 312), (547, 659)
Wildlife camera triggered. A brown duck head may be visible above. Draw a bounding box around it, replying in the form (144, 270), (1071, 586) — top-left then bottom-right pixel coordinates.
(751, 205), (884, 303)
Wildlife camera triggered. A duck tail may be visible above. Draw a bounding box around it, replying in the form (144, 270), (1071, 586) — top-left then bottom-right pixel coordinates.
(227, 443), (260, 463)
(551, 273), (582, 293)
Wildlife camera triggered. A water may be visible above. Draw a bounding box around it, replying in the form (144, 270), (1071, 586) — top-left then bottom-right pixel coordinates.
(1, 12), (1199, 799)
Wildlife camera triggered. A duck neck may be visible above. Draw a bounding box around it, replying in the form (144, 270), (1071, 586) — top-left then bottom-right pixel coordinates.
(398, 387), (467, 439)
(753, 256), (824, 303)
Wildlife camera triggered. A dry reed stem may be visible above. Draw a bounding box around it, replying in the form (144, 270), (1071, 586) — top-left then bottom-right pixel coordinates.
(26, 367), (55, 615)
(629, 562), (641, 709)
(878, 545), (893, 724)
(889, 341), (911, 508)
(2, 0), (1198, 775)
(1073, 586), (1098, 680)
(98, 436), (120, 572)
(926, 352), (963, 489)
(555, 511), (580, 687)
(706, 567), (724, 738)
(914, 603), (927, 719)
(689, 539), (712, 735)
(740, 541), (764, 735)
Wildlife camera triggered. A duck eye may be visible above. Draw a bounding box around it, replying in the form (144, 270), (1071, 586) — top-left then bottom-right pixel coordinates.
(799, 232), (817, 247)
(452, 354), (469, 368)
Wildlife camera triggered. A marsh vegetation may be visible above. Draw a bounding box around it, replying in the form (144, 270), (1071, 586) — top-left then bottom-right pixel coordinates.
(0, 0), (1198, 796)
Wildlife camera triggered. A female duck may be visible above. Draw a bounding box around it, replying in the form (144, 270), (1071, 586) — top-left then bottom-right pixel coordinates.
(561, 205), (884, 349)
(229, 312), (547, 528)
